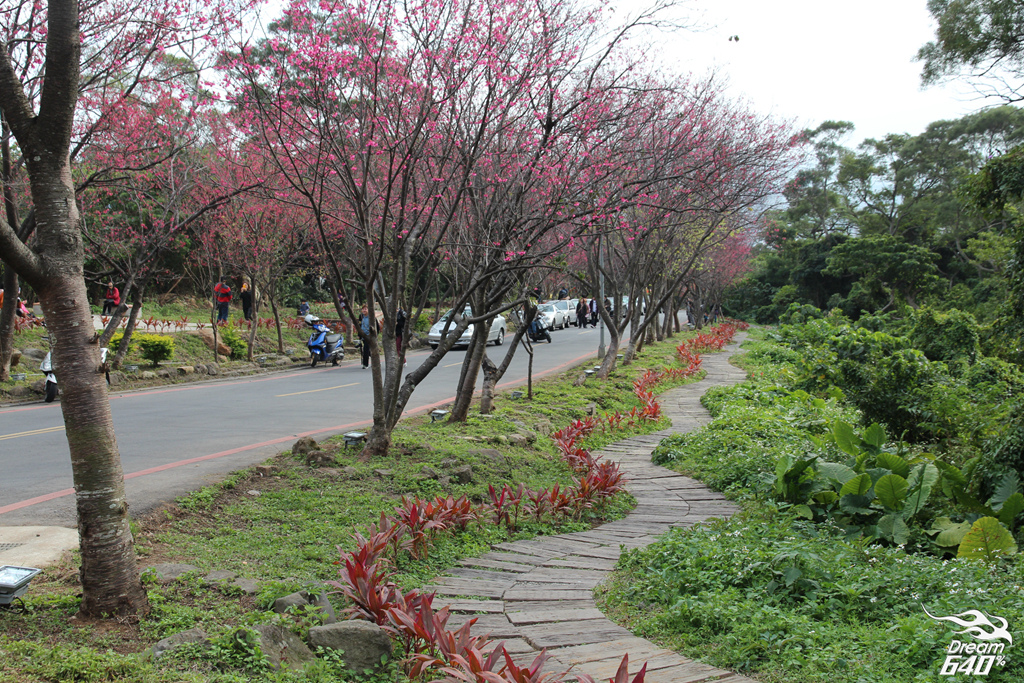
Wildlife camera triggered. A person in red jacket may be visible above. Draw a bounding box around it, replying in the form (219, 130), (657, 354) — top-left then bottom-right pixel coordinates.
(214, 280), (232, 323)
(102, 281), (120, 315)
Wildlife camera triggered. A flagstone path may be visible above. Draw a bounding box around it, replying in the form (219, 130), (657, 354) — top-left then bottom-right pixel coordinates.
(424, 334), (756, 682)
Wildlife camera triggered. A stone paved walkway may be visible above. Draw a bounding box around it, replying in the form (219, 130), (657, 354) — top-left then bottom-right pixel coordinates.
(424, 334), (754, 682)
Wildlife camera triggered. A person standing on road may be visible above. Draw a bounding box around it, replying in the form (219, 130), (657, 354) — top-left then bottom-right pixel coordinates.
(576, 298), (588, 328)
(359, 304), (373, 369)
(102, 281), (120, 316)
(589, 297), (598, 326)
(214, 280), (232, 324)
(240, 282), (253, 321)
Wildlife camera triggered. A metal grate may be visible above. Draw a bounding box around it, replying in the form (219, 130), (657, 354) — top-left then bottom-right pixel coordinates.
(0, 543), (25, 552)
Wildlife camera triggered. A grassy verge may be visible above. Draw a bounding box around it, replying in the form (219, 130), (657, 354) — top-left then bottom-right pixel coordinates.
(0, 332), (703, 682)
(597, 330), (1024, 683)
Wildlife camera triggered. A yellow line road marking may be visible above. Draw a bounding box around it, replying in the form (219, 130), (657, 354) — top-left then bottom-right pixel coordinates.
(276, 383), (358, 398)
(0, 425), (66, 441)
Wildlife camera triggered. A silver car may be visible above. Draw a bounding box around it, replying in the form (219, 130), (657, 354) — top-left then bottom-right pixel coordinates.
(541, 300), (573, 329)
(428, 309), (507, 348)
(536, 303), (564, 330)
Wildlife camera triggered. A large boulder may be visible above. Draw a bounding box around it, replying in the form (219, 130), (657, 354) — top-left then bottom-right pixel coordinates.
(250, 624), (315, 671)
(307, 620), (392, 674)
(197, 330), (231, 356)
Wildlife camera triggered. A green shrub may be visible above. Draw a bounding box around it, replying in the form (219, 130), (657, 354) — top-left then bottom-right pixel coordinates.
(909, 307), (981, 365)
(106, 332), (126, 354)
(217, 326), (247, 358)
(136, 334), (174, 366)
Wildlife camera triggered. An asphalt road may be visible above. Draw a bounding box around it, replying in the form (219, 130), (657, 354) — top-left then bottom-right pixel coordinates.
(0, 325), (613, 527)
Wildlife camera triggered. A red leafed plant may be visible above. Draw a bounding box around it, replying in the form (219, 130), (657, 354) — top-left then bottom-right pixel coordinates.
(326, 544), (400, 625)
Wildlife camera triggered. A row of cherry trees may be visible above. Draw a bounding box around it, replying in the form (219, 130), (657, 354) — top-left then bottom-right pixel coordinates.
(225, 0), (799, 455)
(0, 0), (795, 619)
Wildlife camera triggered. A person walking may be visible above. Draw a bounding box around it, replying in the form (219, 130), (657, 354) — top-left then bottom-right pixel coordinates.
(240, 282), (253, 321)
(589, 297), (598, 326)
(576, 298), (588, 328)
(359, 304), (373, 369)
(214, 279), (232, 324)
(297, 299), (310, 317)
(102, 281), (120, 316)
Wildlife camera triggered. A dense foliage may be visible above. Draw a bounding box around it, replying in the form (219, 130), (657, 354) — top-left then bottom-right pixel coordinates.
(615, 321), (1024, 682)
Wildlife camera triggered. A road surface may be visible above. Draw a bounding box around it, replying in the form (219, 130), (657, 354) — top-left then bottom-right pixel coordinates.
(0, 325), (614, 526)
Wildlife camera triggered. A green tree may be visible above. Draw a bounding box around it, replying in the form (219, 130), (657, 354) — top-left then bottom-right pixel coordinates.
(919, 0), (1024, 101)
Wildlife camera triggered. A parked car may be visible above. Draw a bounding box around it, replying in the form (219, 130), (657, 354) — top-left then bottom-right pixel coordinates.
(538, 301), (570, 330)
(428, 309), (506, 348)
(543, 299), (575, 328)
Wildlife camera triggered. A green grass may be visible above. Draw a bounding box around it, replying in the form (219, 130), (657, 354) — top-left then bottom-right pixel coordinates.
(0, 330), (703, 682)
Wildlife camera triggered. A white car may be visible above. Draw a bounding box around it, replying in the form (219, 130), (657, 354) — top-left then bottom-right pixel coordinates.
(428, 309), (506, 348)
(541, 299), (574, 329)
(536, 302), (567, 330)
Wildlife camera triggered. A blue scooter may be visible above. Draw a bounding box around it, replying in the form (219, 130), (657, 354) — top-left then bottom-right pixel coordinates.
(304, 315), (345, 367)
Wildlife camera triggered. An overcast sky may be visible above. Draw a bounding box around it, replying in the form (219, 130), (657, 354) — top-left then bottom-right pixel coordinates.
(648, 0), (990, 145)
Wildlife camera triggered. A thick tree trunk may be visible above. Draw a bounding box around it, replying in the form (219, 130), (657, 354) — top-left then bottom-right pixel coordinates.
(449, 322), (490, 422)
(0, 268), (17, 381)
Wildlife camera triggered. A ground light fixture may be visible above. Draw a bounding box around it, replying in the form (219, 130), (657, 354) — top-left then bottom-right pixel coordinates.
(0, 565), (41, 613)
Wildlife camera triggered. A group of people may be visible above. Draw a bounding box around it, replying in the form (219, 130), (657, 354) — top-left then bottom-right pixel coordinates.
(213, 279), (254, 323)
(574, 297), (610, 328)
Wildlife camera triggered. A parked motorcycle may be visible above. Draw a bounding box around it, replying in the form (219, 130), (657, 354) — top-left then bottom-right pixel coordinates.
(527, 318), (552, 344)
(305, 314), (345, 367)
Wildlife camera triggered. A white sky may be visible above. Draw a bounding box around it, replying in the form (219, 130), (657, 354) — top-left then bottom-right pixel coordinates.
(647, 0), (989, 144)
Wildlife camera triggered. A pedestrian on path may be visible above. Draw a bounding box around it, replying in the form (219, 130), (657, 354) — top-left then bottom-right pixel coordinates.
(240, 282), (253, 321)
(214, 280), (232, 324)
(102, 281), (120, 316)
(359, 304), (373, 368)
(589, 297), (598, 326)
(576, 298), (589, 328)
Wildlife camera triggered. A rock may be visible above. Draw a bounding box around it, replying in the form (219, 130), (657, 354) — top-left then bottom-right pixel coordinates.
(249, 624), (315, 671)
(341, 466), (360, 478)
(471, 449), (503, 463)
(206, 363), (219, 375)
(195, 364), (209, 375)
(305, 450), (335, 467)
(141, 371), (157, 380)
(232, 578), (260, 594)
(419, 465), (440, 480)
(573, 372), (587, 387)
(107, 371), (126, 386)
(20, 348), (46, 360)
(146, 563), (201, 583)
(292, 436), (318, 456)
(407, 336), (422, 349)
(438, 475), (451, 487)
(203, 570), (238, 584)
(275, 357), (291, 366)
(247, 490), (261, 497)
(373, 469), (393, 479)
(152, 627), (209, 659)
(198, 329), (232, 356)
(451, 465), (473, 484)
(30, 379), (45, 393)
(7, 386), (33, 397)
(507, 434), (528, 447)
(585, 402), (597, 416)
(307, 621), (392, 673)
(319, 468), (342, 478)
(176, 366), (195, 375)
(10, 350), (21, 367)
(519, 430), (537, 444)
(273, 590), (337, 624)
(256, 465), (277, 477)
(534, 419), (553, 436)
(157, 368), (172, 378)
(494, 435), (509, 445)
(440, 457), (460, 469)
(284, 347), (297, 356)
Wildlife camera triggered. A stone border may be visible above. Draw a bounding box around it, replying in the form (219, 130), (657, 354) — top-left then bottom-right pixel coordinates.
(423, 334), (754, 682)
